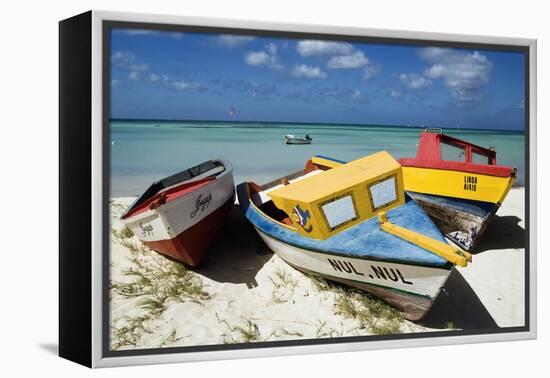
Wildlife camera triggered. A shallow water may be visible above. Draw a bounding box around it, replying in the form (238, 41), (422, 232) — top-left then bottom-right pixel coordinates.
(110, 120), (525, 196)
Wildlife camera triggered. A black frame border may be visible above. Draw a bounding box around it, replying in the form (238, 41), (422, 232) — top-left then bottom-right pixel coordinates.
(59, 11), (93, 367)
(101, 19), (531, 359)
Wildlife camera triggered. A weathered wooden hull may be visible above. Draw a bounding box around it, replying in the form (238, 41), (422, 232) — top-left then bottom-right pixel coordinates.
(255, 228), (452, 321)
(407, 191), (498, 251)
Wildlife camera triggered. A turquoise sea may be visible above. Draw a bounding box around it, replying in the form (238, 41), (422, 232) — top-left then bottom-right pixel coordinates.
(110, 120), (525, 197)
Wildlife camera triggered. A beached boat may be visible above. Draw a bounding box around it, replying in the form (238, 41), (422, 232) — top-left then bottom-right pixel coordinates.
(120, 159), (235, 267)
(284, 134), (312, 144)
(237, 152), (471, 320)
(399, 129), (517, 251)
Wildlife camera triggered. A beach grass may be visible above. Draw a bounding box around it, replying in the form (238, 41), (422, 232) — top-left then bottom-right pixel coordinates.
(307, 273), (403, 335)
(215, 313), (262, 344)
(268, 268), (299, 304)
(110, 227), (210, 350)
(111, 315), (153, 350)
(159, 328), (182, 348)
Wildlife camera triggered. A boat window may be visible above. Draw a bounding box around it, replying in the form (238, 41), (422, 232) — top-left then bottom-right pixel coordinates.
(441, 142), (465, 162)
(320, 194), (357, 231)
(472, 151), (490, 165)
(368, 176), (398, 211)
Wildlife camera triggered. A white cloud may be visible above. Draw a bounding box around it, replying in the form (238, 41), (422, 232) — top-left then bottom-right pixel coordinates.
(217, 34), (255, 47)
(111, 51), (135, 66)
(112, 51), (149, 73)
(296, 40), (380, 79)
(419, 47), (493, 103)
(244, 44), (282, 70)
(363, 65), (381, 81)
(245, 51), (271, 65)
(291, 64), (327, 79)
(399, 73), (432, 89)
(418, 47), (450, 61)
(296, 40), (353, 57)
(327, 51), (368, 69)
(129, 71), (141, 80)
(266, 42), (278, 55)
(424, 63), (445, 79)
(302, 86), (366, 103)
(129, 63), (150, 72)
(389, 89), (403, 98)
(149, 73), (161, 82)
(171, 80), (199, 90)
(148, 72), (198, 90)
(111, 79), (120, 87)
(149, 73), (168, 83)
(112, 51), (198, 91)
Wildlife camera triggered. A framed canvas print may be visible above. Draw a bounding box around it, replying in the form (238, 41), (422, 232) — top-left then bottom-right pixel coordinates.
(59, 10), (537, 368)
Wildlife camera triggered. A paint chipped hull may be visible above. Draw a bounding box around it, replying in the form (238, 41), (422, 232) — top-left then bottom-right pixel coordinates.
(255, 228), (452, 321)
(407, 191), (498, 251)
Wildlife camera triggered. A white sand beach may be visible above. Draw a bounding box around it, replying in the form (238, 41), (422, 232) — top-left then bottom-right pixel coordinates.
(108, 187), (525, 351)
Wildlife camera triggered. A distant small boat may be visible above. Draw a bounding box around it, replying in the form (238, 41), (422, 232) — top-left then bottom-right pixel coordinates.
(284, 134), (312, 144)
(399, 129), (517, 251)
(237, 152), (471, 320)
(120, 159), (235, 267)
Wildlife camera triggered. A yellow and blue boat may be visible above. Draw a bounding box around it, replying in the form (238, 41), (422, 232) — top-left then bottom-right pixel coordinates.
(237, 152), (471, 320)
(399, 130), (517, 251)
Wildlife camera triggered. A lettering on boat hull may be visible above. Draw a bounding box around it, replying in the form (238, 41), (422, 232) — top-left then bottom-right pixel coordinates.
(463, 175), (478, 192)
(256, 228), (452, 301)
(327, 258), (414, 285)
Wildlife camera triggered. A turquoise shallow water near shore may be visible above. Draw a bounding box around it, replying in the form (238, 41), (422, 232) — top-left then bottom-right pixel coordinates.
(110, 120), (525, 197)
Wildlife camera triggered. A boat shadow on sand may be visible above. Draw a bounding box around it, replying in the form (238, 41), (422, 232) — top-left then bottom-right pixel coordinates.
(197, 206), (519, 330)
(194, 205), (273, 288)
(420, 269), (498, 329)
(473, 215), (525, 254)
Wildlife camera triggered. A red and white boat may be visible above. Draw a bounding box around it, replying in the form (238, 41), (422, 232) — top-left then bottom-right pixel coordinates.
(120, 159), (235, 267)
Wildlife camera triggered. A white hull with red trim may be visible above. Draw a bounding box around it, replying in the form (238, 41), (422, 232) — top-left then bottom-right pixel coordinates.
(120, 160), (235, 266)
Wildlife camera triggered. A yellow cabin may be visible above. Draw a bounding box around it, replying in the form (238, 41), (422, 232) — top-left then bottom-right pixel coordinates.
(268, 151), (405, 240)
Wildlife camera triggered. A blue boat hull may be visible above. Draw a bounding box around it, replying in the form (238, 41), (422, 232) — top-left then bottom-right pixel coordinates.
(237, 182), (455, 320)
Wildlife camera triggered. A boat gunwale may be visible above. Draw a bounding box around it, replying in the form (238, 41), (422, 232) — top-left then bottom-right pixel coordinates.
(399, 158), (516, 178)
(120, 159), (232, 220)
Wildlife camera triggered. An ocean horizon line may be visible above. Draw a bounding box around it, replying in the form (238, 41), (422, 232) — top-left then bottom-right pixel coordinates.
(110, 118), (524, 133)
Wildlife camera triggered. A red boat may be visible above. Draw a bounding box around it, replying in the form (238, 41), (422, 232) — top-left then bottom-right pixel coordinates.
(399, 129), (516, 251)
(120, 159), (235, 266)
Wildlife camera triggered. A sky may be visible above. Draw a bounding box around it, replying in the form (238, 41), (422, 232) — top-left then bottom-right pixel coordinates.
(110, 28), (526, 130)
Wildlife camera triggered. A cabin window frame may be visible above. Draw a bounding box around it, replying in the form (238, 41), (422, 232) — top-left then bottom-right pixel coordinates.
(318, 191), (359, 232)
(440, 140), (467, 162)
(471, 150), (491, 165)
(366, 174), (400, 212)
